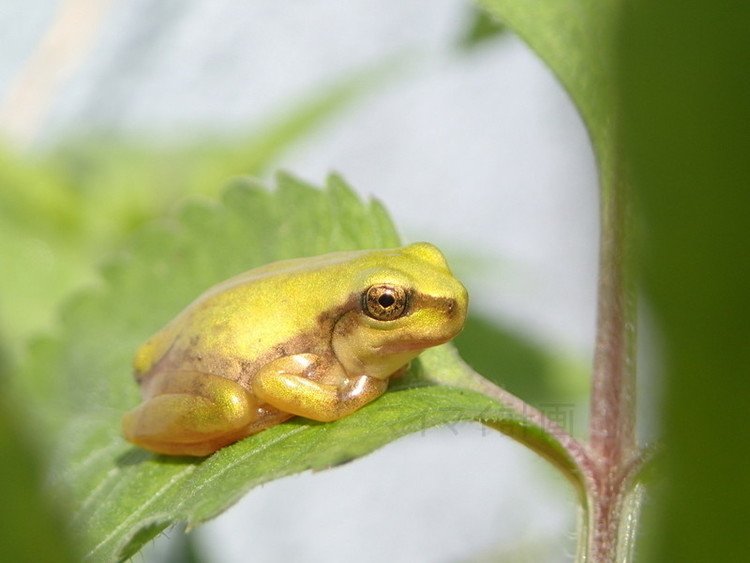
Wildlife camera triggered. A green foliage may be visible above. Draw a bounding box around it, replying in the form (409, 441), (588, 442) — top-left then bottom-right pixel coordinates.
(15, 175), (579, 560)
(11, 0), (726, 557)
(618, 1), (750, 560)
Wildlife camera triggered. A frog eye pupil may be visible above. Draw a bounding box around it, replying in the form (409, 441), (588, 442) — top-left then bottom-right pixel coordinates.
(378, 294), (395, 308)
(363, 284), (408, 321)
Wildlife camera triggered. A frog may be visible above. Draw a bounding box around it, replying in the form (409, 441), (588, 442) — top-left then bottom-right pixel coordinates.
(122, 242), (468, 456)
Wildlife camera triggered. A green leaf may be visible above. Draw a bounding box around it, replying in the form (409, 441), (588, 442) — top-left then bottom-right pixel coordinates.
(18, 175), (581, 561)
(618, 1), (750, 560)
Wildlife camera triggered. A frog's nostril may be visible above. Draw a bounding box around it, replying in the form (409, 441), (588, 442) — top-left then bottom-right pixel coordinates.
(444, 298), (459, 317)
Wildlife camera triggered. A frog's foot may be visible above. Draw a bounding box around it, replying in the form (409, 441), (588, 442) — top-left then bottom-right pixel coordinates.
(122, 371), (261, 456)
(252, 354), (388, 422)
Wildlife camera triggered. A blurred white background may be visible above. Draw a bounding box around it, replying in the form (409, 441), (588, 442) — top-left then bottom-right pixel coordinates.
(1, 1), (600, 561)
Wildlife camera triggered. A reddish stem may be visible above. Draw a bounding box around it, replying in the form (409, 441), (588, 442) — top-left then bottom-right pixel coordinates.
(589, 182), (637, 468)
(584, 165), (639, 560)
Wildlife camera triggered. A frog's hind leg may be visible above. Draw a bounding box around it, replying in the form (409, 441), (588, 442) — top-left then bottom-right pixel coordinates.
(122, 371), (260, 456)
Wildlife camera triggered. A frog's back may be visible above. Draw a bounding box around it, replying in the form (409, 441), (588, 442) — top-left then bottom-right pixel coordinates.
(133, 250), (370, 383)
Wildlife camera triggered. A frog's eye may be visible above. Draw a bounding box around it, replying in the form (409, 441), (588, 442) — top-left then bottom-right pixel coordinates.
(362, 284), (408, 321)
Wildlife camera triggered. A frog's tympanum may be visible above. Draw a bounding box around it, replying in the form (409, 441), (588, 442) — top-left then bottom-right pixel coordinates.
(122, 243), (468, 456)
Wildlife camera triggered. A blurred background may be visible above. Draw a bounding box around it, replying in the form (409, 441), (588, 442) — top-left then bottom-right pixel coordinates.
(0, 1), (605, 561)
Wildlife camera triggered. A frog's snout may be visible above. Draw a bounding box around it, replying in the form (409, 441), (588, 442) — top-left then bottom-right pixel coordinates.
(449, 283), (469, 321)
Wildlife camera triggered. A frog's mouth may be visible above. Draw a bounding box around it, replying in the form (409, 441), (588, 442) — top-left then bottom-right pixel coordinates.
(377, 334), (454, 354)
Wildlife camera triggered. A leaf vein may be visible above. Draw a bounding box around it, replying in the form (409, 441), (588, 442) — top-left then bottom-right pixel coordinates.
(73, 467), (121, 525)
(84, 464), (197, 559)
(58, 442), (124, 487)
(174, 426), (308, 513)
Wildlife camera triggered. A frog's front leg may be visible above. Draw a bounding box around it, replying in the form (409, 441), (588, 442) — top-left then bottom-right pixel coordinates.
(122, 371), (277, 456)
(252, 354), (388, 422)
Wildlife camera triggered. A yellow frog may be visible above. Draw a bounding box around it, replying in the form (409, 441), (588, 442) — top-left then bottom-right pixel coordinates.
(122, 242), (468, 456)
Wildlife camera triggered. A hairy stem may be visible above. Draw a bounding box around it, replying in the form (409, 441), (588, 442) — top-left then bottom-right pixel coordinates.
(583, 153), (639, 561)
(438, 163), (640, 560)
(590, 175), (637, 467)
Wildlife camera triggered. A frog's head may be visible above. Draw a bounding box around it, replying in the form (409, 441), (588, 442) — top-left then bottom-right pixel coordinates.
(331, 242), (468, 380)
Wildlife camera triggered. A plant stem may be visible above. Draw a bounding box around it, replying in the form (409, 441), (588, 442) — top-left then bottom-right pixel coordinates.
(428, 153), (640, 562)
(585, 161), (639, 560)
(452, 164), (640, 561)
(590, 175), (637, 467)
